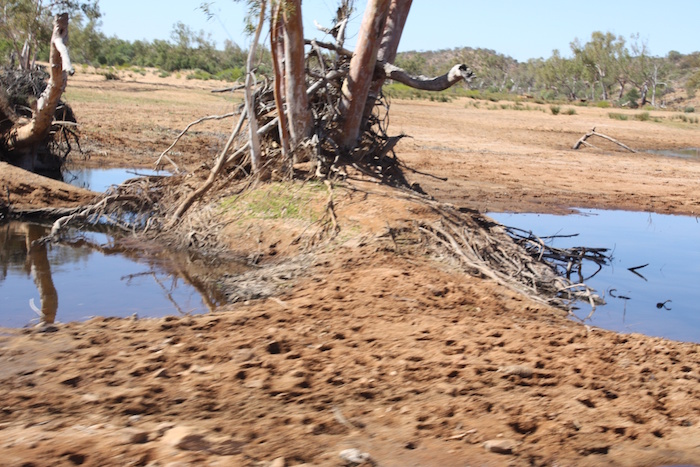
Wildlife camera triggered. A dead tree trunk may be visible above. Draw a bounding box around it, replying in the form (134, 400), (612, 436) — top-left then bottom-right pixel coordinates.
(282, 0), (313, 147)
(363, 0), (412, 117)
(244, 2), (265, 173)
(3, 14), (73, 171)
(270, 1), (290, 159)
(338, 0), (392, 150)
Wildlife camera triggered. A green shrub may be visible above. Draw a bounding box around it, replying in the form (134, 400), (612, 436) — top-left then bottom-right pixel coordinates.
(103, 71), (119, 81)
(549, 105), (561, 115)
(463, 89), (481, 100)
(684, 106), (696, 113)
(564, 108), (577, 115)
(596, 101), (612, 109)
(608, 112), (628, 121)
(635, 112), (650, 121)
(215, 67), (244, 82)
(187, 69), (212, 80)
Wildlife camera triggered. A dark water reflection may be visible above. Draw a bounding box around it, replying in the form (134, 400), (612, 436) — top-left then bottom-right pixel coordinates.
(0, 222), (231, 327)
(489, 209), (700, 343)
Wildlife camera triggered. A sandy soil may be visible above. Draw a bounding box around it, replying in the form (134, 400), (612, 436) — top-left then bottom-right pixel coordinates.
(1, 71), (699, 466)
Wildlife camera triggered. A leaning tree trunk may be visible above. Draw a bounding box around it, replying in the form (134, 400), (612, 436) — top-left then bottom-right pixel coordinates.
(244, 1), (266, 173)
(282, 0), (313, 147)
(363, 0), (412, 117)
(270, 1), (290, 160)
(4, 14), (73, 171)
(338, 0), (392, 150)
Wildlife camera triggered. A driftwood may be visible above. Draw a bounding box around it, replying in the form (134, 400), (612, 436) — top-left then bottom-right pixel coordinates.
(572, 127), (638, 153)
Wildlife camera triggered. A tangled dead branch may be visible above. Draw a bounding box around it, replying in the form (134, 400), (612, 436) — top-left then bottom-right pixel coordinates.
(416, 202), (605, 312)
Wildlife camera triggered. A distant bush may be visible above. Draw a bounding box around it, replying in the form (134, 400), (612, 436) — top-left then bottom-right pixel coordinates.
(635, 111), (650, 121)
(102, 71), (119, 81)
(463, 89), (481, 99)
(596, 101), (612, 109)
(187, 69), (212, 80)
(608, 112), (628, 120)
(564, 108), (577, 115)
(215, 67), (244, 82)
(549, 105), (561, 115)
(684, 106), (696, 113)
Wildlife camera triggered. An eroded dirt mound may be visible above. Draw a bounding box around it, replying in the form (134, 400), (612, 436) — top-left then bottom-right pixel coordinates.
(0, 161), (97, 209)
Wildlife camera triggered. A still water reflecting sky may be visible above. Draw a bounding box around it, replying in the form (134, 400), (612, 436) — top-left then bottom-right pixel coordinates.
(489, 209), (700, 343)
(0, 222), (223, 328)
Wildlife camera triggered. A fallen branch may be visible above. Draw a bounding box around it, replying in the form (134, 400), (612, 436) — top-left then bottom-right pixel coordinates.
(155, 112), (237, 171)
(573, 127), (638, 153)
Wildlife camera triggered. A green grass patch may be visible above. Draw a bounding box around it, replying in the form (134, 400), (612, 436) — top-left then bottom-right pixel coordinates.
(549, 105), (561, 115)
(596, 101), (612, 109)
(608, 112), (628, 121)
(634, 111), (651, 121)
(219, 182), (326, 222)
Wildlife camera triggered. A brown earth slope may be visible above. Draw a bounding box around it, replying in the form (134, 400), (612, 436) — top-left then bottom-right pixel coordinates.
(1, 73), (699, 466)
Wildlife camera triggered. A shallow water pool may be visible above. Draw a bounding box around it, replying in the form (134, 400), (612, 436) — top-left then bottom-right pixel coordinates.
(489, 209), (700, 343)
(0, 222), (227, 328)
(62, 167), (167, 192)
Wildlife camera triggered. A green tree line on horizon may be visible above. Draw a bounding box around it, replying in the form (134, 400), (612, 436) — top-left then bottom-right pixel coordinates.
(1, 4), (698, 108)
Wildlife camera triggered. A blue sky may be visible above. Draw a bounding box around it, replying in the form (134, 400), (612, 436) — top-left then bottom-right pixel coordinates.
(96, 0), (698, 62)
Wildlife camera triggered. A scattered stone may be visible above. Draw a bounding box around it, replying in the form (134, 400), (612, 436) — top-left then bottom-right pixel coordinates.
(81, 393), (99, 403)
(153, 368), (170, 379)
(483, 439), (517, 455)
(162, 426), (209, 451)
(269, 370), (309, 394)
(59, 375), (81, 387)
(37, 324), (59, 333)
(175, 434), (211, 452)
(210, 439), (246, 456)
(128, 431), (149, 444)
(500, 365), (534, 378)
(339, 448), (371, 464)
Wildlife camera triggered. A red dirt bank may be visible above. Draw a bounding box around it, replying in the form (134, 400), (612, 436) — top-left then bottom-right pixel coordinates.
(1, 75), (699, 466)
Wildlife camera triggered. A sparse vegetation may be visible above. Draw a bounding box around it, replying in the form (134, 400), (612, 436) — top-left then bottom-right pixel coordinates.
(219, 182), (324, 222)
(549, 105), (561, 115)
(609, 112), (629, 120)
